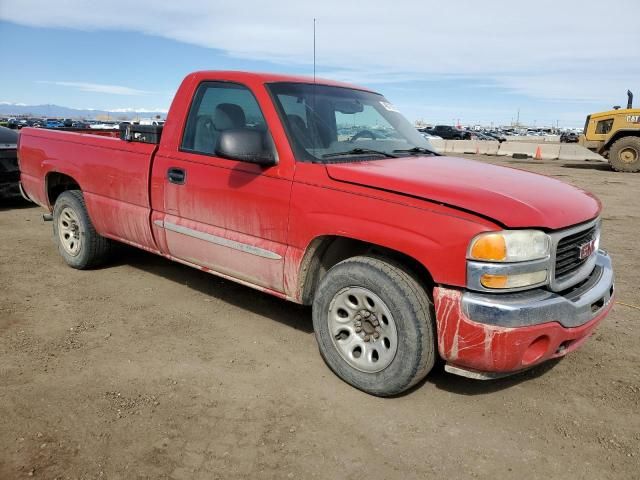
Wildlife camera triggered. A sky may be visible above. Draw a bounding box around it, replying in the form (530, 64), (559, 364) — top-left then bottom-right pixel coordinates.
(0, 0), (639, 127)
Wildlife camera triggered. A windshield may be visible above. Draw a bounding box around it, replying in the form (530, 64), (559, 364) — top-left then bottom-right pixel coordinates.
(267, 82), (435, 162)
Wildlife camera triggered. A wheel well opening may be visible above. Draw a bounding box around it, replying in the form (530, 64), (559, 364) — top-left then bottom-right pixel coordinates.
(299, 236), (434, 305)
(605, 131), (640, 151)
(46, 173), (80, 206)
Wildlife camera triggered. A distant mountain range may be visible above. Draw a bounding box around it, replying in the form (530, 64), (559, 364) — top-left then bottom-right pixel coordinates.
(0, 102), (167, 120)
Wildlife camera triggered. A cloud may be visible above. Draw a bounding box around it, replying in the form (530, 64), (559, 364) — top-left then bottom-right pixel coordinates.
(3, 0), (639, 104)
(37, 81), (153, 96)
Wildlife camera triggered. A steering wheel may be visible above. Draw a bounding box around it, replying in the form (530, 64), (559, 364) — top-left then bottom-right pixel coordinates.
(349, 130), (378, 142)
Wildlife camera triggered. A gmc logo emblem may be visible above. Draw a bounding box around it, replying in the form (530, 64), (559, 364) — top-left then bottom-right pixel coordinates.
(579, 239), (596, 260)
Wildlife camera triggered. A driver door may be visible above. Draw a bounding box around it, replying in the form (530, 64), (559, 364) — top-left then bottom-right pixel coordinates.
(151, 81), (292, 291)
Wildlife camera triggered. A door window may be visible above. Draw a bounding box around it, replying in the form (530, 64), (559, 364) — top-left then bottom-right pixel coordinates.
(595, 119), (614, 135)
(181, 82), (268, 155)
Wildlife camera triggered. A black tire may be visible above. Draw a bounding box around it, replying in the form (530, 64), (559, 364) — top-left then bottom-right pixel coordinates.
(52, 190), (111, 269)
(312, 256), (436, 396)
(608, 136), (640, 172)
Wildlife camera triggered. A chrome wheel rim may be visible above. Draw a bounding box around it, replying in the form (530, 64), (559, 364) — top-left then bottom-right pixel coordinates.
(58, 207), (82, 256)
(620, 147), (638, 164)
(327, 286), (398, 373)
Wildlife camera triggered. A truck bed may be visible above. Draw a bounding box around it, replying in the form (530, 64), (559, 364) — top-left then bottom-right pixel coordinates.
(19, 127), (159, 251)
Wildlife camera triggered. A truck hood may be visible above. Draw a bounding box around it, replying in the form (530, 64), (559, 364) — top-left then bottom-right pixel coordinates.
(325, 156), (600, 229)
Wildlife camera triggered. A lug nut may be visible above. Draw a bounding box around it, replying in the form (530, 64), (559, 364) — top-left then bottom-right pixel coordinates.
(364, 334), (370, 342)
(373, 332), (380, 339)
(355, 327), (362, 333)
(363, 311), (371, 318)
(372, 320), (379, 326)
(355, 320), (362, 327)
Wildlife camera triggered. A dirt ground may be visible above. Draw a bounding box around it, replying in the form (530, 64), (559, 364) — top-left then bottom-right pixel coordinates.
(1, 155), (639, 480)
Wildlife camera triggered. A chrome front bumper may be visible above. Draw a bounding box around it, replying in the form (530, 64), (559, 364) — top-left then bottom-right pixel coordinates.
(461, 251), (614, 328)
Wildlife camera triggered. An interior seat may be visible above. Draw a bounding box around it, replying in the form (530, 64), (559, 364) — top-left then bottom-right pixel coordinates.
(287, 114), (312, 148)
(191, 104), (248, 154)
(213, 103), (246, 131)
(193, 115), (216, 154)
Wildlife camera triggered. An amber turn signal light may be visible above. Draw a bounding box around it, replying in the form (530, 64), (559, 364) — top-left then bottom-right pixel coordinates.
(480, 273), (509, 288)
(470, 234), (507, 262)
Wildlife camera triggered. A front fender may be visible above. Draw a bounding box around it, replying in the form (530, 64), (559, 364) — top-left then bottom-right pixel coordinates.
(287, 181), (498, 293)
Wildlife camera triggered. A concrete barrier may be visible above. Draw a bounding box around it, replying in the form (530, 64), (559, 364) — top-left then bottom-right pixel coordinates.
(448, 140), (480, 154)
(497, 141), (536, 157)
(442, 140), (500, 155)
(496, 142), (560, 160)
(430, 137), (604, 162)
(536, 144), (561, 160)
(476, 141), (500, 155)
(427, 138), (445, 153)
(504, 135), (560, 143)
(558, 144), (606, 162)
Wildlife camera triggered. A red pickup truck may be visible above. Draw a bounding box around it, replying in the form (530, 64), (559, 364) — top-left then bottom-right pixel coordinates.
(18, 71), (614, 396)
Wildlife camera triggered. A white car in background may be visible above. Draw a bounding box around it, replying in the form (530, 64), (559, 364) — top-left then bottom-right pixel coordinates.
(421, 132), (443, 140)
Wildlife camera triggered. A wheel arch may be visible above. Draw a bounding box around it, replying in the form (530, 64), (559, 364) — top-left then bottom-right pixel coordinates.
(297, 235), (435, 306)
(604, 130), (640, 150)
(45, 171), (82, 208)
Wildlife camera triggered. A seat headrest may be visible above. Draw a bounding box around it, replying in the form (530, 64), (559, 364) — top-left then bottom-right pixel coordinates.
(213, 103), (246, 130)
(287, 114), (307, 130)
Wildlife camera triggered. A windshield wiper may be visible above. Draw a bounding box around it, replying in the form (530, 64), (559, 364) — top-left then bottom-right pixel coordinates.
(322, 148), (397, 159)
(392, 147), (438, 156)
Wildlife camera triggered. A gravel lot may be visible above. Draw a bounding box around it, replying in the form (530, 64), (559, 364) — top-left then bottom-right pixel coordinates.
(1, 155), (639, 479)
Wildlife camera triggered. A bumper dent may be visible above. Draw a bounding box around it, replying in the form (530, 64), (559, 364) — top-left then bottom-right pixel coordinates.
(433, 252), (614, 375)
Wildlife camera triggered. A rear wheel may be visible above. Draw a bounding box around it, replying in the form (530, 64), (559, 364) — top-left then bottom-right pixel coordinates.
(312, 256), (436, 396)
(52, 190), (112, 269)
(608, 136), (640, 172)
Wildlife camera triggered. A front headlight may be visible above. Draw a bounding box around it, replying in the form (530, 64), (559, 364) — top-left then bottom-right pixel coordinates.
(468, 230), (551, 263)
(467, 230), (552, 291)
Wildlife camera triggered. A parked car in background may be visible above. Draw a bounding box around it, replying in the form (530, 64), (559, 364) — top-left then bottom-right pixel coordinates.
(421, 131), (443, 140)
(0, 126), (20, 198)
(483, 131), (507, 142)
(139, 118), (166, 126)
(561, 132), (579, 143)
(45, 119), (63, 129)
(427, 125), (472, 140)
(469, 131), (495, 141)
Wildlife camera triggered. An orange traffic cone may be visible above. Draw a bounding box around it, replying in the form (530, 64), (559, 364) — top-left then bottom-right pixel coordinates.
(535, 146), (542, 160)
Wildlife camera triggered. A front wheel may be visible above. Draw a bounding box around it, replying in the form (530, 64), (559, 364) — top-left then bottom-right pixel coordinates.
(312, 256), (436, 396)
(52, 190), (112, 269)
(608, 136), (640, 172)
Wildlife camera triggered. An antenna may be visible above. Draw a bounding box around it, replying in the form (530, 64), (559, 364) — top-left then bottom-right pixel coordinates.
(312, 18), (317, 151)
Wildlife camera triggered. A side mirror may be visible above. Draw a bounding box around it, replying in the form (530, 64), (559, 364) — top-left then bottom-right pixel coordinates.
(215, 129), (277, 166)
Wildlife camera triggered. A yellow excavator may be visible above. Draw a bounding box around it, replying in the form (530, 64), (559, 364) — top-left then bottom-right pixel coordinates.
(579, 90), (640, 172)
